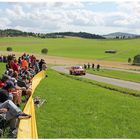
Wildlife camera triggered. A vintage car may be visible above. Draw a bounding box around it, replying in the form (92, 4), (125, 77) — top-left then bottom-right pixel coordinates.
(69, 66), (86, 75)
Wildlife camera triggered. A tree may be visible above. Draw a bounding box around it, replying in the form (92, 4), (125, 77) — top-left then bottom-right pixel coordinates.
(128, 57), (132, 63)
(6, 47), (12, 52)
(41, 48), (48, 54)
(133, 54), (140, 65)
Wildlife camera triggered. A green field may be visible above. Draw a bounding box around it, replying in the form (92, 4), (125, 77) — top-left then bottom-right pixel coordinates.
(87, 68), (140, 83)
(34, 69), (140, 138)
(0, 37), (140, 61)
(0, 62), (6, 76)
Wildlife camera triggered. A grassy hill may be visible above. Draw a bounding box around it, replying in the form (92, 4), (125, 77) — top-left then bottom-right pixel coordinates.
(0, 37), (140, 61)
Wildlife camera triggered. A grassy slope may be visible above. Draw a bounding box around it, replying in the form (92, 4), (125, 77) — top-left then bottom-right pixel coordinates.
(0, 37), (140, 61)
(34, 69), (140, 138)
(87, 68), (140, 83)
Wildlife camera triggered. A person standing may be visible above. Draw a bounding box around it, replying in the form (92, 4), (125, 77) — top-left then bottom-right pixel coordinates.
(92, 63), (95, 70)
(87, 63), (90, 69)
(84, 64), (87, 69)
(97, 64), (100, 71)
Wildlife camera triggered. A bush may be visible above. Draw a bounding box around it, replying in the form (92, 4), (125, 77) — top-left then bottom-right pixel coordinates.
(41, 48), (48, 54)
(6, 47), (12, 52)
(105, 50), (116, 53)
(133, 54), (140, 65)
(128, 57), (132, 63)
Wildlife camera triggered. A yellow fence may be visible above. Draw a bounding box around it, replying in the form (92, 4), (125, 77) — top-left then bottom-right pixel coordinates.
(17, 70), (46, 138)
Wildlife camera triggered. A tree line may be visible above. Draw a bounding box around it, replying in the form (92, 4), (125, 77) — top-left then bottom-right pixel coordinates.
(0, 29), (105, 39)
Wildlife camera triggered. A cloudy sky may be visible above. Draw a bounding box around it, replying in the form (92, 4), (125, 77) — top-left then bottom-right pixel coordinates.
(0, 1), (140, 35)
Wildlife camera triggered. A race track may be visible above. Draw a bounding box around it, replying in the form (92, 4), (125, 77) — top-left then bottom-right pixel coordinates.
(52, 66), (140, 91)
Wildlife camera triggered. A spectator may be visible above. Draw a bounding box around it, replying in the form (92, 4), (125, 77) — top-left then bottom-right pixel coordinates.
(2, 81), (22, 106)
(0, 100), (31, 137)
(42, 63), (47, 71)
(39, 59), (45, 71)
(84, 64), (87, 69)
(92, 63), (95, 70)
(0, 74), (10, 88)
(12, 60), (19, 72)
(87, 63), (90, 69)
(21, 58), (28, 70)
(97, 64), (100, 71)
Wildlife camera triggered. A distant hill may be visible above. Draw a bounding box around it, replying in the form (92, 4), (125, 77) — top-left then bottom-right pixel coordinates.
(104, 32), (140, 39)
(0, 29), (105, 39)
(47, 32), (105, 39)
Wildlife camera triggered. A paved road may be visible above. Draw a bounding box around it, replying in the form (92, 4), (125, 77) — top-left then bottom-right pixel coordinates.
(52, 66), (140, 91)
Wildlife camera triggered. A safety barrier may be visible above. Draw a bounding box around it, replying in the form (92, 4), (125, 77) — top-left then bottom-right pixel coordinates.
(17, 70), (46, 138)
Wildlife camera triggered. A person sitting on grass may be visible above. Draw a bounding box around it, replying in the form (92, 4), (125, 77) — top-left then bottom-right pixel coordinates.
(0, 100), (31, 138)
(2, 81), (22, 107)
(17, 76), (32, 100)
(0, 74), (10, 88)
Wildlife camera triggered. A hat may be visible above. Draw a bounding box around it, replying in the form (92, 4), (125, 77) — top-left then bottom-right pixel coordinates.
(3, 81), (15, 90)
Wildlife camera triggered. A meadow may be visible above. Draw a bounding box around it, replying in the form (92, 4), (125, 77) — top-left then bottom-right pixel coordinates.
(34, 69), (140, 138)
(0, 62), (6, 75)
(0, 37), (140, 61)
(87, 68), (140, 83)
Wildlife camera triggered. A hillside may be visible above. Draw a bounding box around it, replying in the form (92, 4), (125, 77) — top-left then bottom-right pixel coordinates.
(0, 37), (140, 62)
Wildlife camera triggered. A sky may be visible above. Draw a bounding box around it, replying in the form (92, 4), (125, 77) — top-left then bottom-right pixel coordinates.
(0, 1), (140, 35)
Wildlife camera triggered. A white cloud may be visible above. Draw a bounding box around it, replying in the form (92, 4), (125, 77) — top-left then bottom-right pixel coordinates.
(0, 17), (11, 28)
(0, 2), (140, 34)
(112, 1), (140, 28)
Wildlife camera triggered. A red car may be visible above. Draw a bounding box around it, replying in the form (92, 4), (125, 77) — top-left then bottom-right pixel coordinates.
(69, 66), (86, 75)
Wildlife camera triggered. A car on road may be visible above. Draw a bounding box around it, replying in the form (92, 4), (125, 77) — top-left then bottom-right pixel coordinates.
(69, 66), (86, 75)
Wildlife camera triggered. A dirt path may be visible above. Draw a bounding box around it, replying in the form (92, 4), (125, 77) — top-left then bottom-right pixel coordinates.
(1, 51), (140, 70)
(52, 66), (140, 91)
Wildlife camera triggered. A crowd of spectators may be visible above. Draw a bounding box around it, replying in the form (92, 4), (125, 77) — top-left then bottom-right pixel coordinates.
(0, 53), (47, 138)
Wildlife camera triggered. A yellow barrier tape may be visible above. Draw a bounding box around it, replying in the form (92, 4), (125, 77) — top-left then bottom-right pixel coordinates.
(17, 70), (45, 138)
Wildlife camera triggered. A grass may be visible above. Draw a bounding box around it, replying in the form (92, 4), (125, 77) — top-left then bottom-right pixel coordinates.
(34, 69), (140, 138)
(87, 68), (140, 83)
(0, 37), (140, 61)
(0, 62), (6, 76)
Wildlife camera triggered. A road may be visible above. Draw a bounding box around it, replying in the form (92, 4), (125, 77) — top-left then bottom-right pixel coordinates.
(52, 66), (140, 91)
